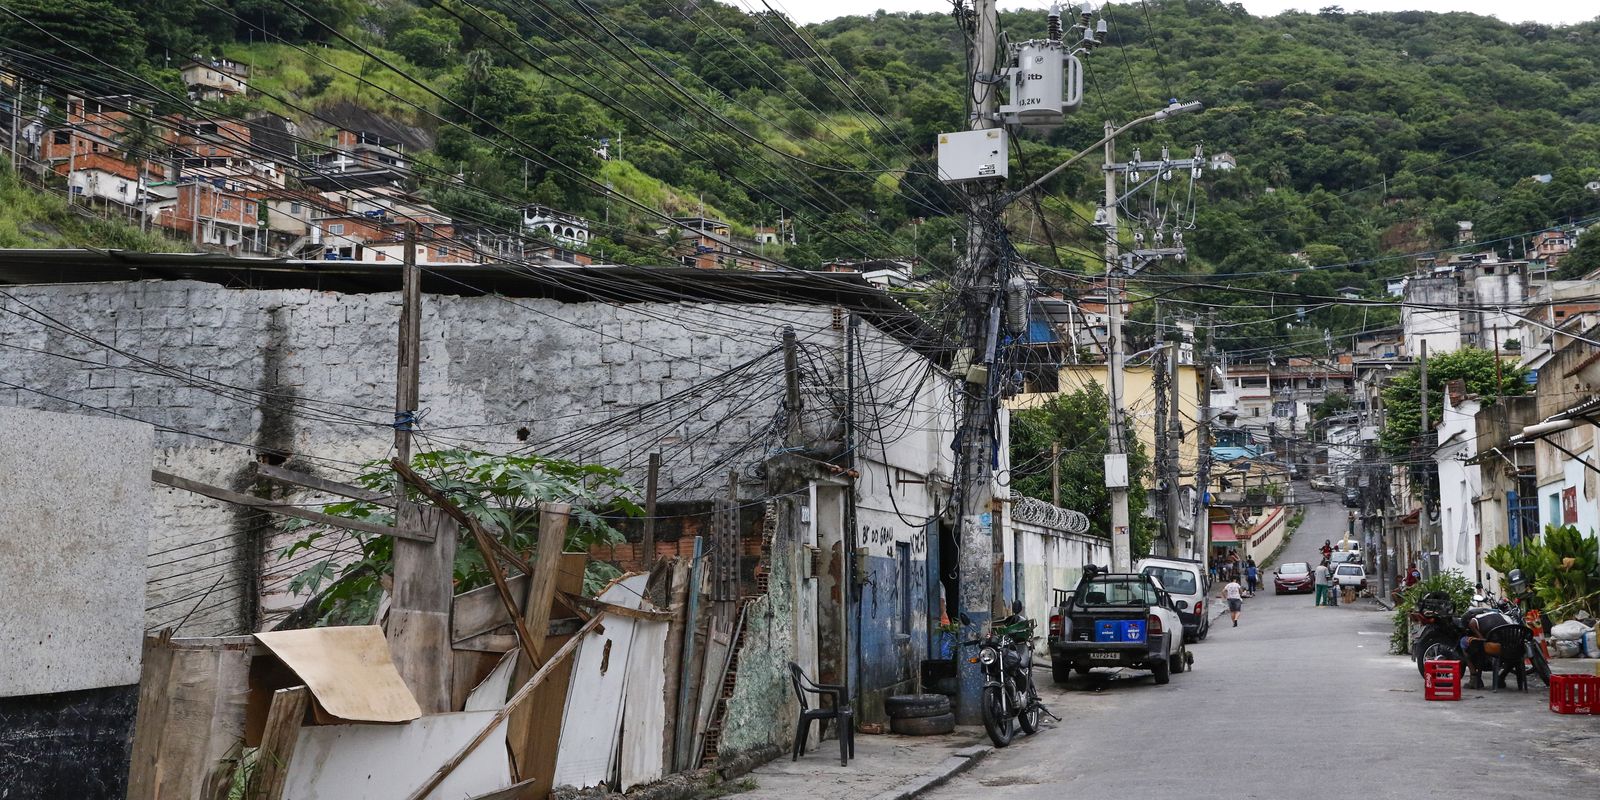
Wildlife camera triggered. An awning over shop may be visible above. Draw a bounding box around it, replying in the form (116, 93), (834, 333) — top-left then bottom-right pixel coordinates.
(1211, 522), (1237, 543)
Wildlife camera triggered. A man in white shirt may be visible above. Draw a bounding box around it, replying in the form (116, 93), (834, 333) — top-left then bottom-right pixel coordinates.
(1313, 562), (1331, 606)
(1222, 578), (1244, 627)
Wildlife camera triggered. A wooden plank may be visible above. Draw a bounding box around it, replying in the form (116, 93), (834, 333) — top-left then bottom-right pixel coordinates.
(248, 686), (309, 800)
(150, 470), (433, 542)
(255, 463), (395, 507)
(671, 538), (704, 773)
(405, 613), (607, 800)
(561, 592), (674, 622)
(125, 637), (176, 800)
(127, 636), (252, 800)
(691, 621), (733, 768)
(453, 574), (529, 643)
(465, 779), (539, 800)
(619, 617), (669, 790)
(391, 459), (544, 673)
(508, 552), (586, 789)
(522, 504), (572, 664)
(389, 503), (457, 714)
(658, 558), (690, 772)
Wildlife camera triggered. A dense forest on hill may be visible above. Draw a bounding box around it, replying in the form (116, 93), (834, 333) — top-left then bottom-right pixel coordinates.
(4, 0), (1600, 353)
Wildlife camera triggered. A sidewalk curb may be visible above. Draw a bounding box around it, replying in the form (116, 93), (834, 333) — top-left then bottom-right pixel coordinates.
(866, 744), (993, 800)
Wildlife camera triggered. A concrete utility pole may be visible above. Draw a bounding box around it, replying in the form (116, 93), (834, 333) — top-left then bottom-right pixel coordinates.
(1104, 119), (1133, 571)
(1165, 325), (1183, 557)
(953, 0), (1003, 726)
(1194, 314), (1215, 562)
(1418, 340), (1434, 577)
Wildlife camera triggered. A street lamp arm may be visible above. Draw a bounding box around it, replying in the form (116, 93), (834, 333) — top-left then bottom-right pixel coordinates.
(1004, 100), (1203, 206)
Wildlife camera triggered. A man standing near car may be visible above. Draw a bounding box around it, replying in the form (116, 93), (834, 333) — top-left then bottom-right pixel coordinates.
(1313, 561), (1331, 606)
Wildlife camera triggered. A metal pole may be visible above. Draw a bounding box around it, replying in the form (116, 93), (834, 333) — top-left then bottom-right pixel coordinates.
(1418, 340), (1431, 577)
(1105, 119), (1132, 571)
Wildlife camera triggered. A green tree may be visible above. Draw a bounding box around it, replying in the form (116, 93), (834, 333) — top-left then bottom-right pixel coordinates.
(0, 0), (143, 71)
(1557, 235), (1600, 279)
(1379, 347), (1529, 458)
(1009, 382), (1156, 557)
(279, 449), (639, 627)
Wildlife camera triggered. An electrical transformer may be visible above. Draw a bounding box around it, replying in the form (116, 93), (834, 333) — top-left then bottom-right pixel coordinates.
(998, 40), (1083, 128)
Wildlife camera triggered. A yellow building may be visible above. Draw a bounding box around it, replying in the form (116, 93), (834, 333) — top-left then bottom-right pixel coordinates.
(1009, 364), (1206, 480)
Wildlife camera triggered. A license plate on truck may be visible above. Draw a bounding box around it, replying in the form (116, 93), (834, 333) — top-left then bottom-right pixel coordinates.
(1089, 652), (1121, 660)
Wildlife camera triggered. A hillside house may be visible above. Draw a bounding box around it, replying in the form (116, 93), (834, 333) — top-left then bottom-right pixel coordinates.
(180, 57), (249, 102)
(521, 204), (591, 246)
(300, 128), (408, 189)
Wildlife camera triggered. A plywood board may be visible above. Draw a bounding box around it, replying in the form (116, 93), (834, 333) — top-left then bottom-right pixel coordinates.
(464, 652), (517, 712)
(619, 618), (669, 791)
(507, 552), (587, 789)
(281, 711), (513, 800)
(551, 574), (648, 789)
(0, 405), (152, 696)
(127, 637), (251, 800)
(254, 626), (422, 723)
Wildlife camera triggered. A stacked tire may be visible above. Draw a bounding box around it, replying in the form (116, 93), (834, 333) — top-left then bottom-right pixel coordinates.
(884, 694), (955, 736)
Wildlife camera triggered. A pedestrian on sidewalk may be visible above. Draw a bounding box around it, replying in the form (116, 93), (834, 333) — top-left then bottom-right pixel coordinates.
(1223, 576), (1244, 627)
(1313, 561), (1331, 606)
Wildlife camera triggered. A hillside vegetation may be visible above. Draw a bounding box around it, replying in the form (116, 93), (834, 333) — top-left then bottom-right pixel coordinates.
(4, 1), (1600, 352)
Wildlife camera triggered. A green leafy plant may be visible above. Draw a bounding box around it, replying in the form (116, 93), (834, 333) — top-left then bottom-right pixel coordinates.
(1486, 524), (1600, 621)
(279, 449), (639, 626)
(1389, 570), (1474, 655)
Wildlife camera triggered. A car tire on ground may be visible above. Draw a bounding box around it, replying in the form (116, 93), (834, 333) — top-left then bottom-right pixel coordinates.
(1198, 620), (1209, 641)
(1170, 646), (1186, 675)
(884, 694), (951, 719)
(1051, 660), (1071, 685)
(1075, 665), (1093, 676)
(1152, 658), (1171, 685)
(890, 712), (955, 736)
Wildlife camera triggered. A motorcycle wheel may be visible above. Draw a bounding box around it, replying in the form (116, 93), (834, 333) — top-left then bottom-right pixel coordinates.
(1017, 686), (1041, 735)
(980, 685), (1013, 748)
(1528, 642), (1552, 687)
(1414, 632), (1461, 676)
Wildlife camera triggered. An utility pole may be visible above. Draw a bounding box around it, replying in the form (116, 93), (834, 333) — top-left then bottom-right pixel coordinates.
(1418, 340), (1432, 577)
(952, 0), (1002, 726)
(1194, 313), (1215, 562)
(1103, 118), (1133, 571)
(1051, 442), (1061, 507)
(387, 222), (455, 713)
(1153, 310), (1171, 555)
(1165, 324), (1183, 557)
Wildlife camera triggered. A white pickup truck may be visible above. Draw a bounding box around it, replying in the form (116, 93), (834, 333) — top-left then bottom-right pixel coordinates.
(1047, 567), (1191, 686)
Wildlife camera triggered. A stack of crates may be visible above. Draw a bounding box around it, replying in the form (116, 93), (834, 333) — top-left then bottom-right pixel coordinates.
(1549, 674), (1600, 714)
(1423, 659), (1462, 701)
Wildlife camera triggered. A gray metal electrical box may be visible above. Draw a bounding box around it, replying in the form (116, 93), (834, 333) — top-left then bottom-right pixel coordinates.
(999, 41), (1083, 128)
(1103, 453), (1129, 488)
(936, 128), (1009, 183)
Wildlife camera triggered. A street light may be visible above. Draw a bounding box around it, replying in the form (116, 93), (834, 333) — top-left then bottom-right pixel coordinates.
(1004, 99), (1205, 205)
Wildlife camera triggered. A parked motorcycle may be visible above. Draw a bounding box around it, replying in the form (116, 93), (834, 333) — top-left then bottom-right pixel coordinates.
(1411, 570), (1551, 688)
(963, 603), (1048, 748)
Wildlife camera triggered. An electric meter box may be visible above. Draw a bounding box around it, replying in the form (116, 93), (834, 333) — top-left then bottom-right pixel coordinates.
(936, 128), (1009, 183)
(999, 41), (1083, 128)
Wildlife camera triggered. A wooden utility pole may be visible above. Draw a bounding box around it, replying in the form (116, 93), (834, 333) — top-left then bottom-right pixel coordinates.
(642, 452), (660, 569)
(387, 223), (454, 713)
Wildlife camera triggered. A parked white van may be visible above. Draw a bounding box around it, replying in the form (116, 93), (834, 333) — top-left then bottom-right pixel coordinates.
(1135, 557), (1210, 642)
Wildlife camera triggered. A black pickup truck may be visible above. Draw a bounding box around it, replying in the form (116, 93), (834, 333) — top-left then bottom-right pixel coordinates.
(1047, 566), (1191, 686)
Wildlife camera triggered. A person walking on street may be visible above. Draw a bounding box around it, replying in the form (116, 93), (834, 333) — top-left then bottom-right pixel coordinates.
(1245, 561), (1259, 594)
(1313, 561), (1332, 606)
(1223, 576), (1244, 627)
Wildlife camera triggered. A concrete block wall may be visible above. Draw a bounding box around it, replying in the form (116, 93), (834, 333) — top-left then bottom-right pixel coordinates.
(0, 279), (838, 635)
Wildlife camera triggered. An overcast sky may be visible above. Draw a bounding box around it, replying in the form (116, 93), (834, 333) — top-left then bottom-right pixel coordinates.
(756, 1), (1597, 27)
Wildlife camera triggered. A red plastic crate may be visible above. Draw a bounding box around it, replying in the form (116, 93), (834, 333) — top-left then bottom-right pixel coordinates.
(1549, 674), (1600, 714)
(1424, 659), (1462, 701)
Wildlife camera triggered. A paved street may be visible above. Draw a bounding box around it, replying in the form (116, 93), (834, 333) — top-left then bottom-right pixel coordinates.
(923, 490), (1600, 800)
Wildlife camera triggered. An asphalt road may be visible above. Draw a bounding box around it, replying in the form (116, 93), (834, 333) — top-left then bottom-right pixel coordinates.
(924, 489), (1600, 800)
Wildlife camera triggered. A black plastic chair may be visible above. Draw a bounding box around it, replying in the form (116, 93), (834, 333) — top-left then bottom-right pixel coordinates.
(788, 661), (854, 766)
